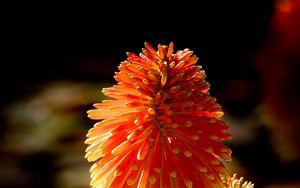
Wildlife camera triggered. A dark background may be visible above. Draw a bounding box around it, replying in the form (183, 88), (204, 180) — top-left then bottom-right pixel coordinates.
(0, 0), (272, 104)
(2, 1), (300, 188)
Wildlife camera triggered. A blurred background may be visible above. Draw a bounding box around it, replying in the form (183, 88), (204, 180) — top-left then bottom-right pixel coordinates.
(1, 0), (300, 187)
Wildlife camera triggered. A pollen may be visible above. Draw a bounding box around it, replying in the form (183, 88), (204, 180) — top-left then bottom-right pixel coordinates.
(166, 118), (173, 123)
(186, 100), (194, 107)
(196, 105), (204, 110)
(166, 110), (175, 116)
(192, 135), (200, 141)
(131, 165), (138, 171)
(185, 180), (193, 188)
(154, 168), (162, 173)
(207, 174), (215, 181)
(186, 91), (192, 97)
(199, 166), (208, 173)
(169, 172), (177, 178)
(184, 150), (193, 157)
(210, 135), (218, 140)
(148, 176), (156, 184)
(206, 147), (213, 153)
(172, 148), (180, 154)
(127, 178), (134, 186)
(148, 107), (156, 115)
(142, 78), (149, 85)
(149, 137), (156, 142)
(185, 120), (193, 127)
(170, 123), (179, 129)
(211, 159), (220, 165)
(114, 170), (122, 177)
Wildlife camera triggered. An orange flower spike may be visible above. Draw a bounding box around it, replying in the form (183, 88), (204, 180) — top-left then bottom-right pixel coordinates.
(85, 42), (232, 188)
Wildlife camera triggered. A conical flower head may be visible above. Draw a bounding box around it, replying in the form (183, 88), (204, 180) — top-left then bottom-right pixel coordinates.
(85, 42), (232, 188)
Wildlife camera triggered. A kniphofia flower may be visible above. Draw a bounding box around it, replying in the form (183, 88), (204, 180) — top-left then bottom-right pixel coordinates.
(85, 42), (233, 187)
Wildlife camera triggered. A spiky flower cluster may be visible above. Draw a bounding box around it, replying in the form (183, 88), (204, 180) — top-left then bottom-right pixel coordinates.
(85, 42), (235, 187)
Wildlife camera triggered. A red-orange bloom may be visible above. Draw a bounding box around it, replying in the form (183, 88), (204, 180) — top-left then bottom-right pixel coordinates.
(85, 42), (232, 187)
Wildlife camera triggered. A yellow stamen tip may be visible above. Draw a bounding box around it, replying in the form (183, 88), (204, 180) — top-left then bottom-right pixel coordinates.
(131, 165), (138, 171)
(211, 159), (220, 165)
(170, 123), (179, 129)
(210, 135), (218, 140)
(207, 174), (215, 181)
(213, 111), (224, 118)
(148, 176), (156, 184)
(169, 172), (177, 178)
(114, 170), (122, 177)
(154, 168), (161, 173)
(185, 120), (193, 127)
(199, 166), (208, 173)
(148, 107), (156, 115)
(192, 135), (200, 141)
(184, 150), (192, 157)
(206, 147), (213, 153)
(172, 148), (180, 154)
(127, 178), (134, 185)
(186, 180), (193, 188)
